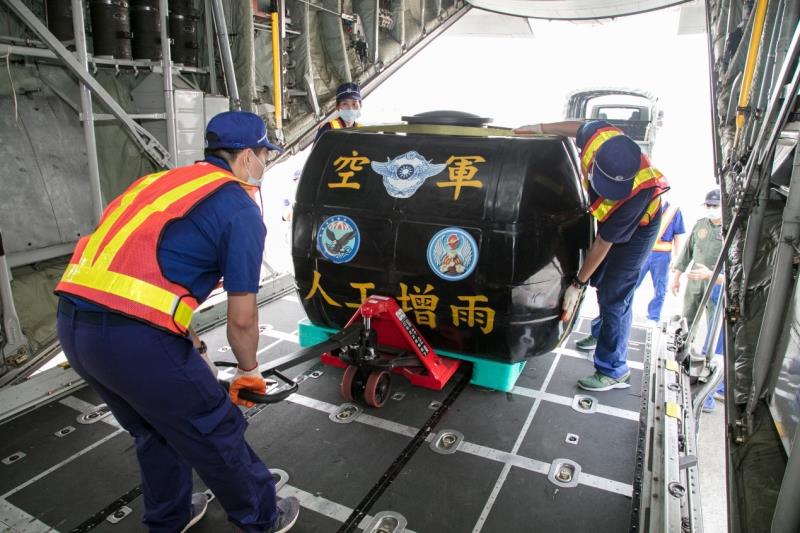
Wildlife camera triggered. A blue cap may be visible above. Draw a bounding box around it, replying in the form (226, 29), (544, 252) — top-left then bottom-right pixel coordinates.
(205, 111), (282, 152)
(704, 189), (720, 206)
(589, 135), (642, 200)
(336, 82), (362, 104)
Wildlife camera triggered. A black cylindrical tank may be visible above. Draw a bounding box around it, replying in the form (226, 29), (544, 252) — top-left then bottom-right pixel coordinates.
(292, 112), (593, 363)
(169, 0), (199, 66)
(46, 0), (74, 41)
(89, 0), (132, 59)
(131, 0), (161, 60)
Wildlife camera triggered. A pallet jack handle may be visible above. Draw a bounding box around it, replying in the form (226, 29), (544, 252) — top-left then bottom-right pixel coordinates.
(216, 323), (363, 404)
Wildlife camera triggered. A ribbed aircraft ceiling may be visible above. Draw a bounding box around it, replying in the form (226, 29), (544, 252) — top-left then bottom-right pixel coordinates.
(464, 0), (691, 19)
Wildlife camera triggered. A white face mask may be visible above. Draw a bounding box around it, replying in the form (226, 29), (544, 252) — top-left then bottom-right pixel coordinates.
(338, 108), (361, 124)
(706, 207), (721, 220)
(246, 150), (267, 186)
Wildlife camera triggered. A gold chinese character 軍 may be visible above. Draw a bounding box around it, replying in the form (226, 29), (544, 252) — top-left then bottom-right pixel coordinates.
(397, 283), (439, 328)
(330, 151), (371, 189)
(451, 295), (495, 334)
(345, 282), (376, 308)
(436, 155), (486, 200)
(304, 270), (342, 307)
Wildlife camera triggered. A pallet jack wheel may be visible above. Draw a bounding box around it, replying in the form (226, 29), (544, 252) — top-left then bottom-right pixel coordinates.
(364, 370), (391, 408)
(340, 365), (360, 402)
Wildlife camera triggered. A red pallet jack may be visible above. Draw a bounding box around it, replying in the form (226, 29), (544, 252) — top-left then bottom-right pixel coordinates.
(218, 296), (461, 408)
(320, 295), (462, 408)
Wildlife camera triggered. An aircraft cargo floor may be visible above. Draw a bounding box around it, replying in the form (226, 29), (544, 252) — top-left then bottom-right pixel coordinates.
(0, 295), (652, 532)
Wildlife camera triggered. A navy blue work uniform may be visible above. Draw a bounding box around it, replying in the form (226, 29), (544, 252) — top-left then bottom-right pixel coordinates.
(56, 155), (275, 532)
(577, 121), (663, 379)
(636, 202), (686, 321)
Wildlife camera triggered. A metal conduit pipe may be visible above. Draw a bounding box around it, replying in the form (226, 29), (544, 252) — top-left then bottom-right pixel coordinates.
(690, 22), (800, 344)
(692, 360), (724, 423)
(771, 420), (800, 532)
(773, 2), (800, 88)
(747, 117), (800, 415)
(71, 0), (104, 223)
(203, 0), (218, 94)
(0, 43), (55, 58)
(210, 0), (240, 110)
(702, 284), (725, 362)
(734, 0), (769, 147)
(159, 0), (178, 167)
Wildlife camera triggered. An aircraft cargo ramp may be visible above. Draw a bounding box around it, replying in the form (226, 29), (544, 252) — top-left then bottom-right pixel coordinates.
(0, 294), (696, 533)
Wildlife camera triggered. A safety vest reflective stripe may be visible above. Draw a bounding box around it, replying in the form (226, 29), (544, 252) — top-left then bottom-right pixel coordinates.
(56, 166), (239, 334)
(589, 164), (668, 224)
(60, 263), (195, 329)
(327, 119), (360, 130)
(652, 205), (679, 251)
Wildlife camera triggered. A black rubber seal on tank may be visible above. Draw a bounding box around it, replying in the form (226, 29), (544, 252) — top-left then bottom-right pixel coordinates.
(337, 370), (471, 533)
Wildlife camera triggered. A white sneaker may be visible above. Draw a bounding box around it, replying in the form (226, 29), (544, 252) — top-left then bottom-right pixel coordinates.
(180, 493), (209, 532)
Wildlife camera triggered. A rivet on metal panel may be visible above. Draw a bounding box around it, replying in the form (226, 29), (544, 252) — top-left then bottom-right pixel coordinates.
(2, 452), (26, 465)
(668, 482), (686, 498)
(430, 430), (464, 455)
(330, 404), (361, 424)
(565, 433), (579, 445)
(77, 404), (112, 424)
(309, 370), (324, 379)
(363, 511), (408, 533)
(428, 401), (442, 410)
(106, 506), (133, 524)
(572, 395), (598, 414)
(55, 426), (76, 437)
(269, 469), (289, 491)
(391, 392), (405, 401)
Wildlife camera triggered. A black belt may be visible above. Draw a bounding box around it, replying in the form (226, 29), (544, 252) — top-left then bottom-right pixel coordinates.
(58, 298), (142, 327)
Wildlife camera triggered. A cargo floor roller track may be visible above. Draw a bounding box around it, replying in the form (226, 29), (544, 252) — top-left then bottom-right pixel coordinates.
(0, 296), (651, 532)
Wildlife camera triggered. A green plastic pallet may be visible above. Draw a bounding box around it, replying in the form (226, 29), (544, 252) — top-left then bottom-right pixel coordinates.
(297, 318), (526, 392)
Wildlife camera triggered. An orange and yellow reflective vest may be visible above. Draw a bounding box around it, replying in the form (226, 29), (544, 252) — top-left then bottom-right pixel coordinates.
(652, 203), (680, 252)
(326, 118), (361, 130)
(55, 162), (255, 335)
(580, 125), (669, 226)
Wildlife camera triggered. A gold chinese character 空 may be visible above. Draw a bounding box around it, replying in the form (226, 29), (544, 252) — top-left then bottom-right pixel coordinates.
(397, 283), (439, 328)
(330, 151), (371, 190)
(345, 282), (376, 309)
(437, 155), (486, 200)
(304, 271), (342, 307)
(451, 295), (495, 334)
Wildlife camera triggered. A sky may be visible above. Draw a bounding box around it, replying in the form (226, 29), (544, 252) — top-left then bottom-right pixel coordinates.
(263, 4), (718, 302)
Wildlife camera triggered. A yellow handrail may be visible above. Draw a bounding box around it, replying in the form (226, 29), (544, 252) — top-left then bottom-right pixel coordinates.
(271, 11), (283, 131)
(735, 0), (769, 145)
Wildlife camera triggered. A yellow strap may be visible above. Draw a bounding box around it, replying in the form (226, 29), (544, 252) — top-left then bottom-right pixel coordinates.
(657, 205), (678, 238)
(329, 120), (342, 130)
(665, 402), (681, 419)
(61, 264), (195, 329)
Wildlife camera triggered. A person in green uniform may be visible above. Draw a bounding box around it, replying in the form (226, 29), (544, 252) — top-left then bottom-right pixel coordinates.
(670, 189), (724, 326)
(670, 188), (725, 411)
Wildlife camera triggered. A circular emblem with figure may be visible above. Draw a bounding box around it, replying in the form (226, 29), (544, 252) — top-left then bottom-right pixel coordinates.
(697, 228), (709, 240)
(427, 227), (479, 281)
(317, 215), (360, 264)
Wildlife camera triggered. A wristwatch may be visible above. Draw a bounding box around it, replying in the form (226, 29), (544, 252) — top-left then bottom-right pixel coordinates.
(197, 340), (208, 355)
(571, 275), (588, 288)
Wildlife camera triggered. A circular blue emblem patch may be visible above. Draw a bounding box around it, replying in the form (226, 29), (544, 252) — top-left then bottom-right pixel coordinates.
(317, 215), (360, 264)
(426, 227), (478, 281)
